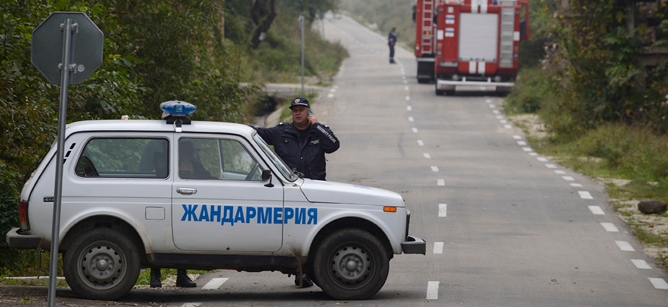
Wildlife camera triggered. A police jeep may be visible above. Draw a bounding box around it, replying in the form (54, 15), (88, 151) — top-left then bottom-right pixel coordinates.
(6, 101), (426, 301)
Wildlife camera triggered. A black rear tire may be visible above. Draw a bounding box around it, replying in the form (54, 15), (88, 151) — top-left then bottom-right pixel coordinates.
(312, 228), (389, 300)
(64, 227), (140, 300)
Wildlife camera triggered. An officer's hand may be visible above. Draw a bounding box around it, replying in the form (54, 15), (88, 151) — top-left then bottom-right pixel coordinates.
(308, 115), (318, 125)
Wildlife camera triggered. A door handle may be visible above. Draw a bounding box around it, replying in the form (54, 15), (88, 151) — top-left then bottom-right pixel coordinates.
(176, 187), (197, 195)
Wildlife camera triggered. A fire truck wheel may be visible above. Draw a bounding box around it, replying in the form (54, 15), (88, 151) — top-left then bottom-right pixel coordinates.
(312, 228), (389, 300)
(435, 88), (445, 96)
(64, 227), (140, 300)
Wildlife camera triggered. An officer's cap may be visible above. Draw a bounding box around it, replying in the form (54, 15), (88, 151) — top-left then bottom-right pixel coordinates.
(289, 97), (310, 109)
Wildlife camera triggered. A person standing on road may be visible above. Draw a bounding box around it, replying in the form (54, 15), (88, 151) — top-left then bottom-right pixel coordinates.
(388, 27), (397, 64)
(253, 97), (340, 288)
(254, 97), (340, 181)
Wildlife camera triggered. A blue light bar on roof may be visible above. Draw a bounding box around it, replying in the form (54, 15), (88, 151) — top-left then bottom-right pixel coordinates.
(160, 100), (196, 117)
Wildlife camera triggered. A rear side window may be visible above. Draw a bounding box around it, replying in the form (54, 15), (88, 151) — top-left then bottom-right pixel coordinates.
(75, 138), (169, 178)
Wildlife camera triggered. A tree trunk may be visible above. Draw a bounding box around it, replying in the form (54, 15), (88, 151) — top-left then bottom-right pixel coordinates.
(250, 0), (277, 49)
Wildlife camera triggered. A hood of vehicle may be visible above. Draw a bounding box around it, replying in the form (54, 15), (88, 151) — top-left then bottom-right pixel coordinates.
(300, 179), (404, 207)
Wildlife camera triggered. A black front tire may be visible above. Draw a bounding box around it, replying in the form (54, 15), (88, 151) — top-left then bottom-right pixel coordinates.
(64, 227), (140, 301)
(312, 228), (389, 300)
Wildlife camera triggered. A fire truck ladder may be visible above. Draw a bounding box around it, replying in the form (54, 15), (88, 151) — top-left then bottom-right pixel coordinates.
(418, 0), (435, 55)
(499, 1), (516, 68)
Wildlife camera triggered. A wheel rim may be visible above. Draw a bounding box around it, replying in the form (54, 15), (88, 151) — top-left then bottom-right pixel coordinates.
(330, 245), (372, 286)
(76, 241), (127, 289)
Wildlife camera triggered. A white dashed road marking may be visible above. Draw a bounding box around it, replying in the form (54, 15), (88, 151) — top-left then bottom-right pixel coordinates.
(504, 124), (512, 129)
(426, 281), (439, 299)
(579, 191), (593, 199)
(412, 128), (418, 133)
(182, 303), (202, 307)
(588, 206), (604, 215)
(431, 166), (439, 172)
(407, 106), (412, 111)
(522, 147), (532, 152)
(649, 278), (668, 289)
(417, 140), (424, 146)
(562, 176), (575, 181)
(554, 170), (566, 174)
(202, 277), (229, 290)
(437, 179), (445, 186)
(433, 242), (444, 254)
(408, 116), (414, 122)
(615, 241), (635, 252)
(439, 204), (447, 217)
(424, 153), (431, 159)
(631, 259), (652, 269)
(601, 222), (619, 232)
(545, 164), (557, 168)
(513, 135), (521, 139)
(537, 157), (548, 162)
(405, 96), (410, 101)
(570, 183), (583, 187)
(517, 141), (527, 146)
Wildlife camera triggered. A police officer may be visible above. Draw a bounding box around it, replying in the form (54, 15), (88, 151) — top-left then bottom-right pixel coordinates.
(254, 97), (339, 181)
(388, 27), (397, 64)
(253, 97), (339, 287)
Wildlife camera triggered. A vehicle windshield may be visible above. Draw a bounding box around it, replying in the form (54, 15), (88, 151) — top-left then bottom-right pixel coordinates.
(253, 134), (298, 181)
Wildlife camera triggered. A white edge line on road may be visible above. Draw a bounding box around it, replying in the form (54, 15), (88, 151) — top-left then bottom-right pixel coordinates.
(615, 240), (635, 252)
(588, 206), (604, 215)
(433, 242), (444, 254)
(601, 222), (619, 232)
(631, 259), (652, 269)
(649, 278), (668, 289)
(426, 281), (439, 299)
(439, 203), (447, 217)
(202, 277), (229, 290)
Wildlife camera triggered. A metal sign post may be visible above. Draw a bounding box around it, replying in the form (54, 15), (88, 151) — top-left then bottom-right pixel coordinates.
(31, 12), (103, 307)
(298, 14), (305, 93)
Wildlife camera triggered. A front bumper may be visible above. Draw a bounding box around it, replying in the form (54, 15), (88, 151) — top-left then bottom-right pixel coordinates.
(6, 227), (43, 249)
(436, 78), (515, 89)
(401, 235), (426, 254)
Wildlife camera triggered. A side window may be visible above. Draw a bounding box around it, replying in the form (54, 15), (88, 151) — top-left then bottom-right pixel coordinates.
(75, 138), (169, 178)
(179, 137), (262, 181)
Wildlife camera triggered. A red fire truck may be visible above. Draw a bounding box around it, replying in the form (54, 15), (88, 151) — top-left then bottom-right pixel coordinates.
(415, 0), (530, 95)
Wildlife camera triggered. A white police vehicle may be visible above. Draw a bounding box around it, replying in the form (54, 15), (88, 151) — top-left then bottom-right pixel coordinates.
(6, 101), (425, 301)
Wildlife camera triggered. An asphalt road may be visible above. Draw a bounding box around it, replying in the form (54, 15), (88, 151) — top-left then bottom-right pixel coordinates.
(3, 12), (668, 307)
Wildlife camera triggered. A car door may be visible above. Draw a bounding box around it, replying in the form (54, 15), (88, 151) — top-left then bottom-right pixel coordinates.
(171, 134), (284, 252)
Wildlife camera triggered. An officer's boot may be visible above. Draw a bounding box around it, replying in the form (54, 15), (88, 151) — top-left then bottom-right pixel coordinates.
(176, 269), (197, 288)
(150, 268), (161, 288)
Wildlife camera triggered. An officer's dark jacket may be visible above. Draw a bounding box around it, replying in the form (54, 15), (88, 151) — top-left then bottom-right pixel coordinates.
(254, 122), (339, 180)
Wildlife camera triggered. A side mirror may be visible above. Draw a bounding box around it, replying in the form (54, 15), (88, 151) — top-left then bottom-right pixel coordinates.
(262, 169), (274, 187)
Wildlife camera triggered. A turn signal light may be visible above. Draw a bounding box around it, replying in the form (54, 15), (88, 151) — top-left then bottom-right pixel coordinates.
(383, 206), (397, 213)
